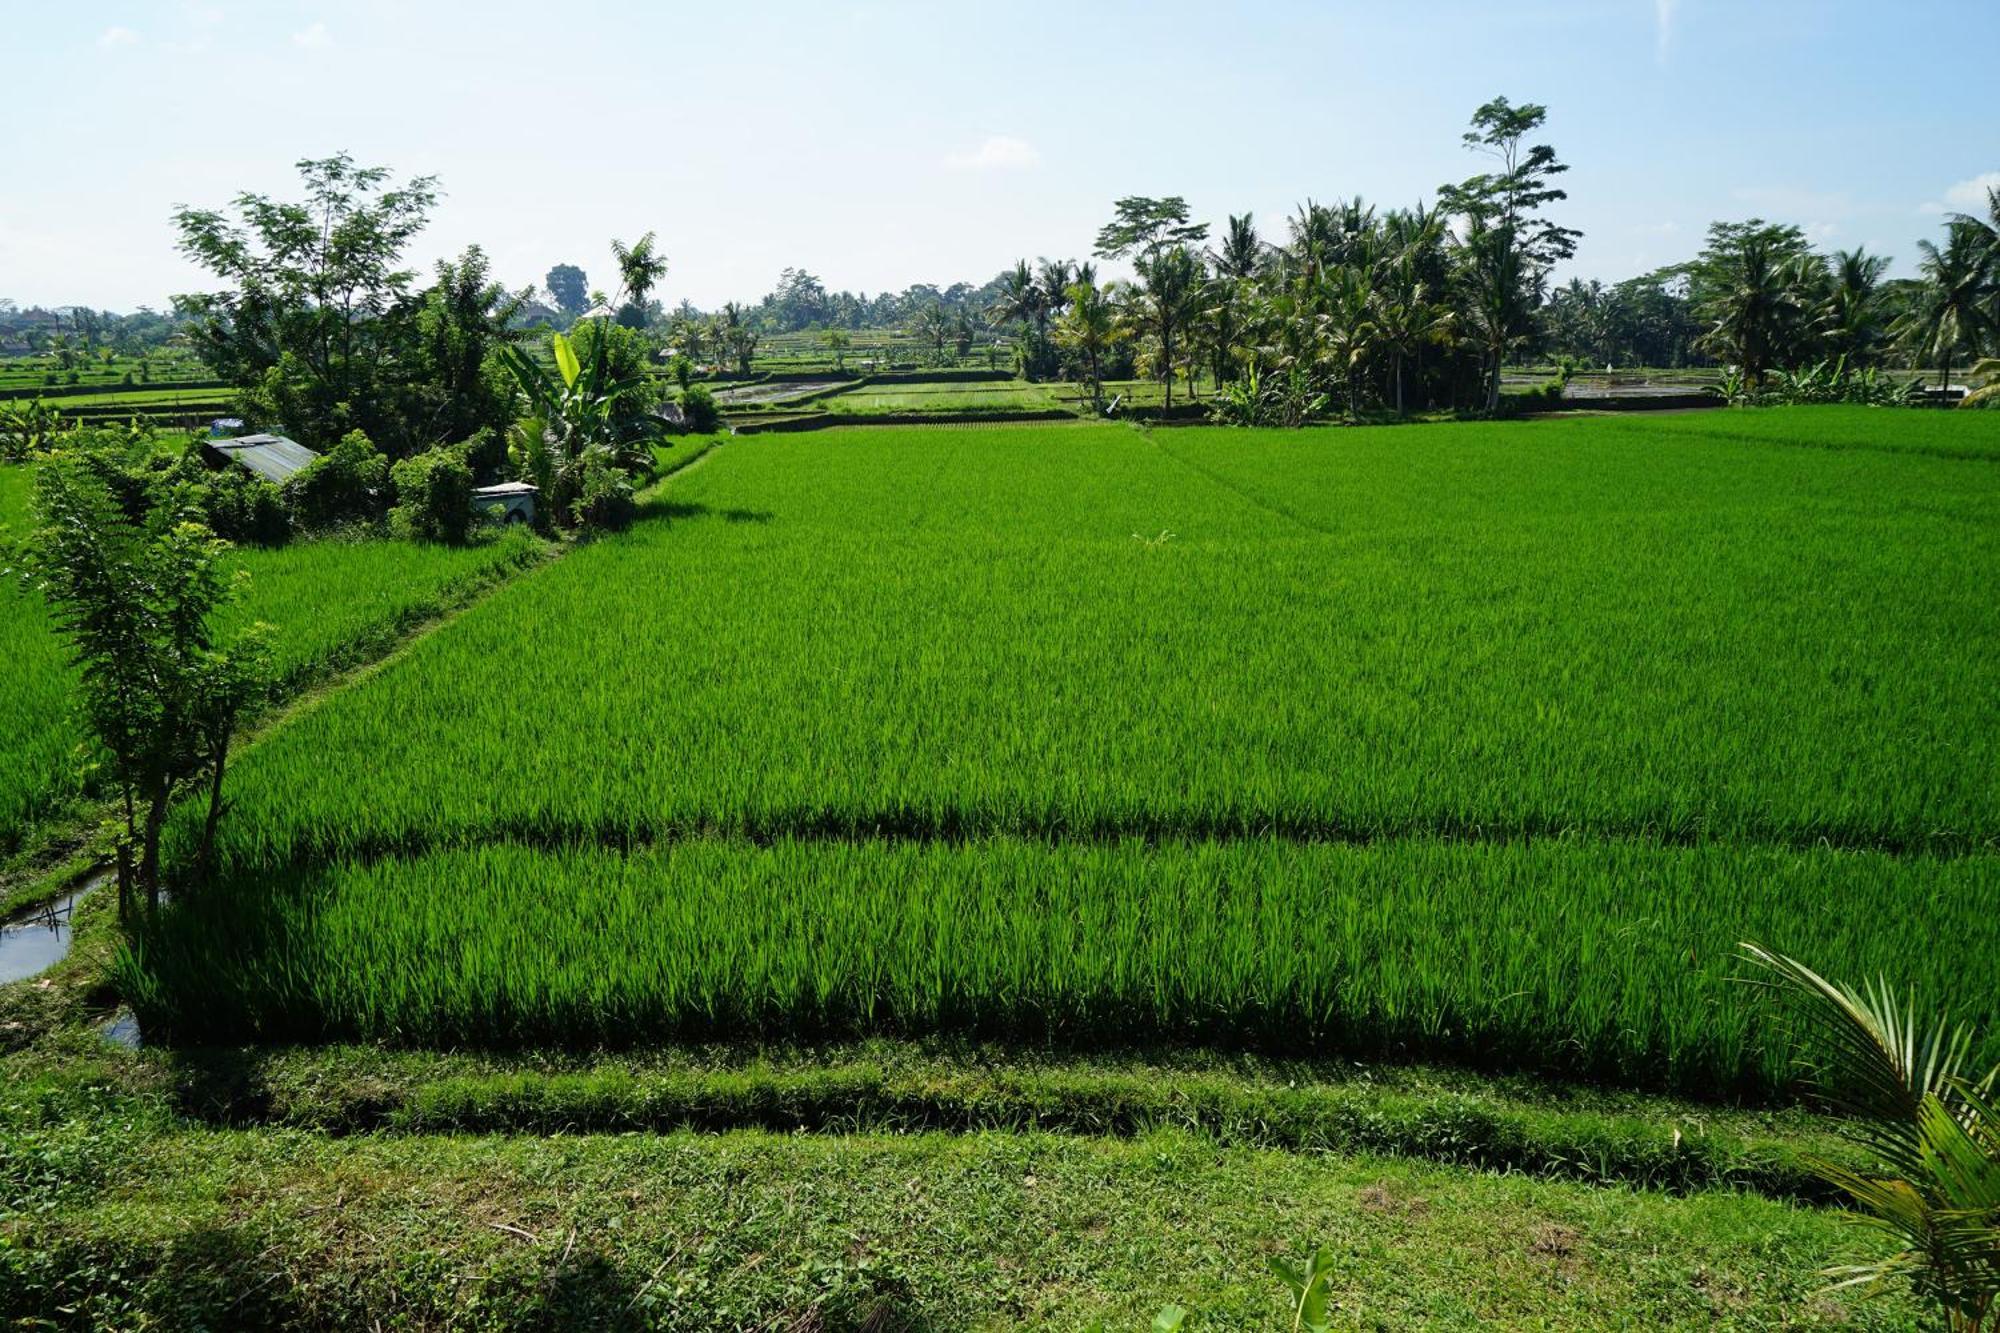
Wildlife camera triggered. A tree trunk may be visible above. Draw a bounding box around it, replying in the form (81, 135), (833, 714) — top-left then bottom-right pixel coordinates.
(1395, 355), (1405, 416)
(139, 782), (170, 914)
(196, 730), (232, 879)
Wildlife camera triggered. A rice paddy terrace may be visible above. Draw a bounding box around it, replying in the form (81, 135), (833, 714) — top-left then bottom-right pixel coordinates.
(118, 406), (2000, 1101)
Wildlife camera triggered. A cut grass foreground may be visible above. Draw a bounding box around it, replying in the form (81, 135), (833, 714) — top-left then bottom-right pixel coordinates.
(0, 1070), (1930, 1330)
(125, 411), (2000, 1096)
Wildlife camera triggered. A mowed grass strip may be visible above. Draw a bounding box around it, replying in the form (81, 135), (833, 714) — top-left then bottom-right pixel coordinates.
(125, 835), (1998, 1097)
(0, 462), (543, 851)
(180, 417), (2000, 874)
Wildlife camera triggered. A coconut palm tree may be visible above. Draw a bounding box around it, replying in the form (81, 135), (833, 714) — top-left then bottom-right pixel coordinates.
(1742, 944), (2000, 1332)
(1122, 247), (1203, 410)
(1899, 222), (1999, 399)
(1458, 213), (1532, 410)
(1697, 228), (1806, 390)
(1371, 260), (1455, 416)
(1820, 247), (1893, 368)
(610, 232), (667, 328)
(1052, 278), (1125, 412)
(1212, 213), (1265, 281)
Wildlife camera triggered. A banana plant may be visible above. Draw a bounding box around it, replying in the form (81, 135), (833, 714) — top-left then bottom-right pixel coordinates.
(1742, 944), (2000, 1330)
(499, 329), (655, 524)
(1268, 1245), (1340, 1333)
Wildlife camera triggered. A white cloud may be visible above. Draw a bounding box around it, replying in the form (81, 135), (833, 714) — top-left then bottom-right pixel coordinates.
(98, 26), (141, 47)
(1921, 171), (2000, 215)
(1804, 221), (1839, 243)
(292, 20), (331, 48)
(942, 136), (1041, 172)
(1653, 0), (1680, 63)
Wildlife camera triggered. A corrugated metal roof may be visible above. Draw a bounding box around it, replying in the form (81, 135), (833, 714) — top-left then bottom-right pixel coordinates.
(473, 482), (539, 497)
(203, 435), (319, 485)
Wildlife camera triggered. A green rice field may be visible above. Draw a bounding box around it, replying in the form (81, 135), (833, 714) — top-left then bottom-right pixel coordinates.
(129, 408), (2000, 1097)
(0, 463), (542, 851)
(822, 379), (1065, 414)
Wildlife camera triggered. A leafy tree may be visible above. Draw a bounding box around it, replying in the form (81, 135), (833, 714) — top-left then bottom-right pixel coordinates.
(1094, 196), (1209, 263)
(15, 458), (271, 907)
(173, 154), (439, 451)
(1439, 97), (1578, 409)
(821, 328), (851, 371)
(409, 245), (521, 451)
(545, 263), (589, 318)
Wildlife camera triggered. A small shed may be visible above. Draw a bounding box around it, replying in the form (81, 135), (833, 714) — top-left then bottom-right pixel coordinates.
(201, 433), (319, 486)
(473, 482), (538, 526)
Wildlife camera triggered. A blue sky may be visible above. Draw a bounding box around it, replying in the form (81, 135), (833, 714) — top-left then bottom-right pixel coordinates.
(2, 0), (1995, 311)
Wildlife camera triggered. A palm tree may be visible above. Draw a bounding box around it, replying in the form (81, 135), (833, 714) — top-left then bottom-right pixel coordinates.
(1949, 185), (2000, 327)
(610, 232), (667, 328)
(1319, 268), (1378, 419)
(910, 302), (953, 360)
(1036, 259), (1075, 323)
(1697, 229), (1804, 390)
(1371, 257), (1454, 416)
(1052, 278), (1125, 412)
(1821, 248), (1892, 369)
(1122, 247), (1204, 410)
(1742, 944), (2000, 1332)
(1899, 222), (1999, 399)
(1212, 213), (1264, 281)
(1458, 214), (1532, 410)
(1964, 359), (2000, 409)
(988, 261), (1042, 332)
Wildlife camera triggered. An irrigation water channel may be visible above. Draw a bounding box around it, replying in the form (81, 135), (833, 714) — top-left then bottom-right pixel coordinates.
(0, 870), (141, 1045)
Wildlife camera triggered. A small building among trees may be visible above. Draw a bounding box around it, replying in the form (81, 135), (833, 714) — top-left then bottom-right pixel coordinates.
(200, 433), (319, 486)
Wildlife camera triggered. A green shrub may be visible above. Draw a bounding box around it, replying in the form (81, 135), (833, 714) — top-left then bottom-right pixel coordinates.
(679, 383), (720, 434)
(571, 454), (635, 534)
(282, 430), (388, 531)
(184, 466), (290, 546)
(389, 446), (475, 545)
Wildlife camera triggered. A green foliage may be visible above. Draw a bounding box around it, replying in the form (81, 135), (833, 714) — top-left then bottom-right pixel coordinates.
(1744, 946), (2000, 1330)
(281, 429), (388, 531)
(172, 155), (444, 453)
(0, 399), (70, 463)
(1094, 196), (1210, 263)
(0, 455), (540, 854)
(1766, 359), (1922, 407)
(678, 382), (720, 434)
(13, 459), (270, 900)
(500, 324), (659, 528)
(571, 454), (636, 534)
(180, 463), (290, 547)
(389, 444), (475, 544)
